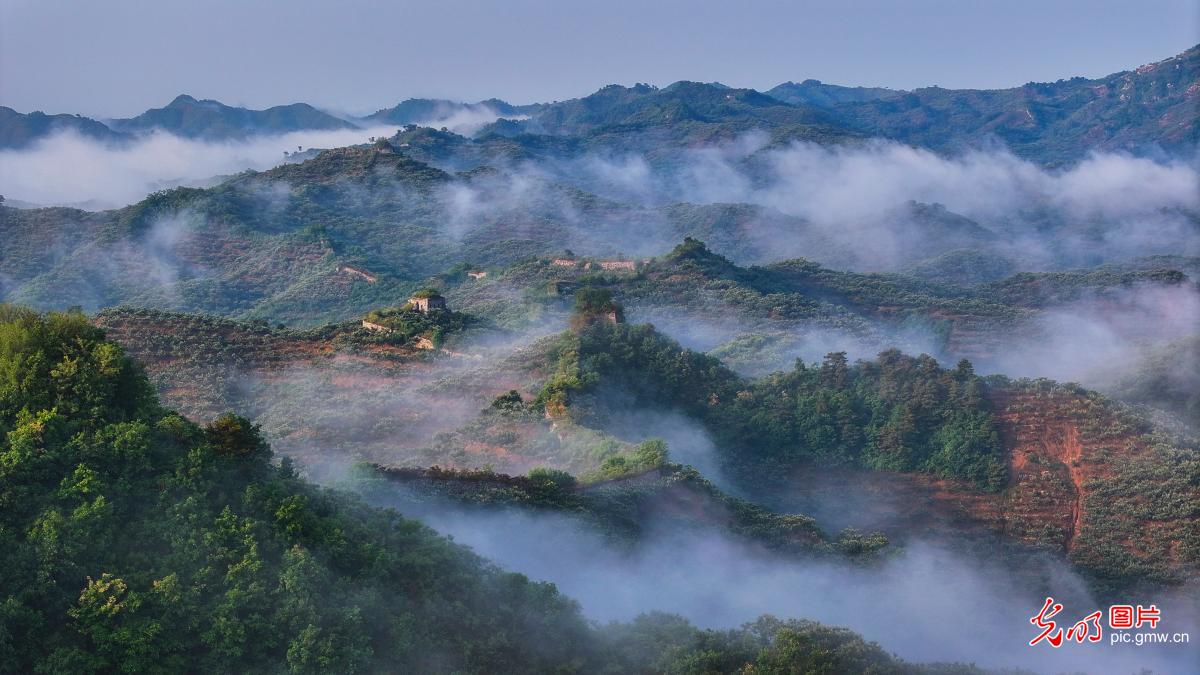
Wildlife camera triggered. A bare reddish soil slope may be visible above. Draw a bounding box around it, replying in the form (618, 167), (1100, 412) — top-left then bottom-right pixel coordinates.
(783, 384), (1198, 586)
(992, 386), (1198, 585)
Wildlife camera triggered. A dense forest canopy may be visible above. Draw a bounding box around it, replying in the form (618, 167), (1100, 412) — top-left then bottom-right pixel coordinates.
(542, 320), (1006, 490)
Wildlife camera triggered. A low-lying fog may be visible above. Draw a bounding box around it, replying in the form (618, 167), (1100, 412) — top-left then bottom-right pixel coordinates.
(5, 124), (1197, 276)
(9, 112), (1195, 673)
(370, 483), (1198, 674)
(0, 127), (393, 207)
(975, 283), (1200, 388)
(0, 105), (512, 208)
(519, 136), (1200, 270)
(629, 280), (1200, 429)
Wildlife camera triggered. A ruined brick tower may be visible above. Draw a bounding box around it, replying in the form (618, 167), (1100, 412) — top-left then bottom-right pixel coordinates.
(408, 292), (447, 313)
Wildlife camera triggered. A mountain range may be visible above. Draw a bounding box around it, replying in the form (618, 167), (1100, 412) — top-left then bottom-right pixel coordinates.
(2, 44), (1195, 162)
(1, 43), (1199, 673)
(109, 94), (358, 138)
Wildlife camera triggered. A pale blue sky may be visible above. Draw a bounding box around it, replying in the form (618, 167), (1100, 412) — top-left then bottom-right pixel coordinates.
(1, 0), (1196, 117)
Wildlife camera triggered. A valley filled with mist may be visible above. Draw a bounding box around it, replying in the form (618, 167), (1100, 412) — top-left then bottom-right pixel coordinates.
(1, 29), (1198, 674)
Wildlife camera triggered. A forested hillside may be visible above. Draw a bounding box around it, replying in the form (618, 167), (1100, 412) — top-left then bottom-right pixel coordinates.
(1, 306), (982, 673)
(89, 291), (1200, 593)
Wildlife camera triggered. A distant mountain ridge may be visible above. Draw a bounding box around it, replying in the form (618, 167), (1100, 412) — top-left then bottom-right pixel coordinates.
(365, 97), (535, 125)
(2, 44), (1195, 161)
(110, 94), (359, 138)
(0, 106), (131, 149)
(811, 44), (1199, 162)
(0, 95), (362, 149)
(506, 81), (840, 136)
(766, 79), (901, 107)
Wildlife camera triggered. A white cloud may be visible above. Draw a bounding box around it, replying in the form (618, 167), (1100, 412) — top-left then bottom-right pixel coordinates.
(0, 125), (399, 208)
